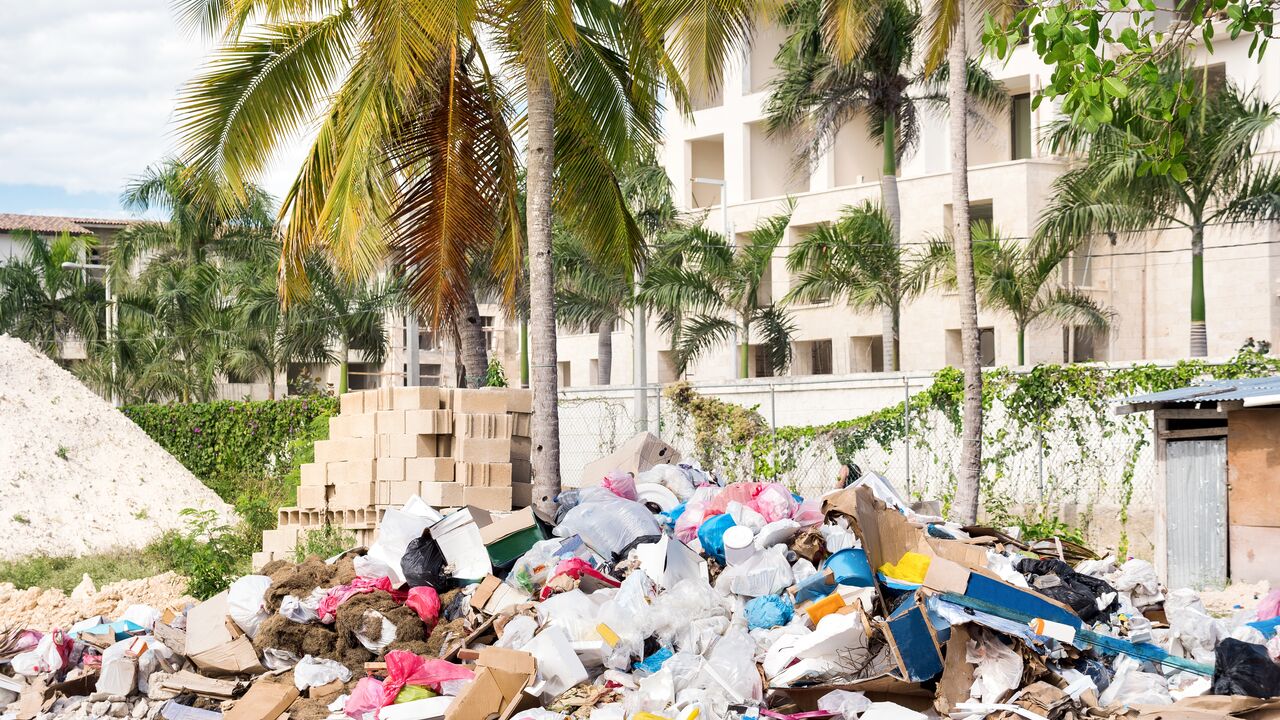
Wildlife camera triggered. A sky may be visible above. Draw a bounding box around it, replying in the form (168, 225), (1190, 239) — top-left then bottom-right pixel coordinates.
(0, 2), (302, 219)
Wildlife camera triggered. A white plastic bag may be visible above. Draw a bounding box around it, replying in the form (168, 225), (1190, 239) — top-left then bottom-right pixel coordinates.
(636, 465), (696, 501)
(597, 571), (658, 670)
(819, 520), (856, 553)
(966, 631), (1023, 704)
(120, 604), (161, 632)
(294, 655), (353, 690)
(1165, 589), (1225, 664)
(701, 625), (762, 703)
(496, 615), (539, 649)
(554, 493), (661, 558)
(985, 551), (1030, 588)
(726, 502), (766, 533)
(755, 519), (800, 550)
(228, 575), (273, 638)
(354, 611), (397, 653)
(651, 579), (730, 650)
(817, 690), (872, 720)
(368, 503), (441, 586)
(10, 632), (69, 676)
(1111, 559), (1163, 608)
(1099, 657), (1173, 708)
(717, 544), (794, 597)
(539, 589), (609, 642)
(280, 587), (326, 624)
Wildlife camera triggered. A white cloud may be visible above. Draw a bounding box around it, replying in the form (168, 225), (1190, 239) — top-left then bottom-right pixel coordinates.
(0, 2), (305, 202)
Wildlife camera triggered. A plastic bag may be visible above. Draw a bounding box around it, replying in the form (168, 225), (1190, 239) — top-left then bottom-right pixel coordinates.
(405, 587), (441, 630)
(702, 625), (762, 702)
(496, 614), (540, 649)
(345, 650), (475, 718)
(228, 575), (273, 638)
(601, 471), (639, 501)
(10, 630), (72, 676)
(1016, 558), (1119, 623)
(554, 493), (661, 559)
(1099, 657), (1172, 708)
(819, 521), (857, 553)
(401, 533), (449, 591)
(726, 502), (767, 533)
(697, 512), (736, 565)
(986, 551), (1030, 588)
(370, 504), (443, 586)
(539, 589), (608, 642)
(281, 588), (325, 624)
(355, 611), (397, 653)
(745, 595), (794, 630)
(755, 519), (800, 549)
(718, 544), (794, 597)
(295, 655), (353, 690)
(597, 571), (658, 670)
(1166, 588), (1226, 664)
(753, 484), (799, 523)
(120, 604), (161, 632)
(967, 631), (1023, 704)
(1213, 638), (1280, 697)
(1110, 559), (1162, 609)
(651, 579), (731, 651)
(636, 465), (696, 501)
(817, 690), (872, 720)
(1259, 589), (1280, 622)
(507, 539), (566, 594)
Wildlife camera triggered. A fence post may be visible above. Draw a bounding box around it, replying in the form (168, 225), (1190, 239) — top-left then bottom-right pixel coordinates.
(903, 376), (912, 496)
(1037, 427), (1045, 503)
(654, 385), (662, 440)
(770, 383), (778, 480)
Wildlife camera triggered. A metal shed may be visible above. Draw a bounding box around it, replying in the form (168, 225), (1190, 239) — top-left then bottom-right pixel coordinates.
(1117, 376), (1280, 589)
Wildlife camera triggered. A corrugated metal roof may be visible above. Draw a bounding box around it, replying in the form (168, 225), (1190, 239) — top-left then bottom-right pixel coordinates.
(1122, 375), (1280, 406)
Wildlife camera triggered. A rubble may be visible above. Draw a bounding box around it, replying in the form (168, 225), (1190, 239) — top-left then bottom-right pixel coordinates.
(7, 429), (1280, 720)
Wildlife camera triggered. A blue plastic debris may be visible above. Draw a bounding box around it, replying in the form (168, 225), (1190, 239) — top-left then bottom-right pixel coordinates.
(745, 594), (794, 629)
(697, 513), (737, 565)
(634, 647), (673, 674)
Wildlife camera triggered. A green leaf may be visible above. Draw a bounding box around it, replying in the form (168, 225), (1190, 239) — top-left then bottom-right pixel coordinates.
(1102, 76), (1129, 98)
(1170, 163), (1189, 183)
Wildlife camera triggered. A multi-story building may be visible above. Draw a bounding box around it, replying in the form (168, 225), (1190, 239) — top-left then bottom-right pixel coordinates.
(555, 21), (1280, 386)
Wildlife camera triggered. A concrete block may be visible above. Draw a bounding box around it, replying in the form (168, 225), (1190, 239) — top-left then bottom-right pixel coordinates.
(511, 482), (532, 508)
(393, 387), (445, 410)
(420, 482), (465, 507)
(376, 457), (406, 483)
(454, 436), (511, 463)
(340, 391), (365, 415)
(332, 482), (376, 510)
(511, 412), (531, 437)
(375, 410), (405, 436)
(511, 436), (531, 461)
(300, 462), (327, 487)
(313, 439), (342, 464)
(454, 413), (512, 439)
(383, 434), (440, 458)
(407, 457), (455, 483)
(456, 462), (513, 487)
(453, 388), (508, 414)
(507, 389), (533, 414)
(513, 459), (531, 484)
(296, 484), (327, 509)
(464, 486), (513, 511)
(405, 409), (453, 435)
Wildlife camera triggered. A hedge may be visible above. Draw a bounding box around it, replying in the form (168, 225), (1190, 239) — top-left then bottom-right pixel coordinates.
(123, 396), (339, 502)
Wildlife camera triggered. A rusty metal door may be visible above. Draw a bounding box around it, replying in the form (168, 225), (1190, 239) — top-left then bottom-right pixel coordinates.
(1166, 439), (1228, 590)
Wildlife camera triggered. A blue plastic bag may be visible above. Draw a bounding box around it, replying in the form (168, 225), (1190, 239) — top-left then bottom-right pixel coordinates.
(745, 595), (794, 630)
(697, 513), (737, 564)
(634, 647), (673, 674)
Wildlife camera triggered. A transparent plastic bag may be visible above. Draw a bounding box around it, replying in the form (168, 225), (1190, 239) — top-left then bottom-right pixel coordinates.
(295, 655), (353, 690)
(555, 494), (661, 559)
(1099, 657), (1172, 708)
(1165, 589), (1225, 664)
(817, 690), (872, 720)
(539, 589), (608, 642)
(228, 575), (273, 638)
(717, 544), (794, 597)
(701, 625), (762, 702)
(601, 471), (639, 501)
(507, 539), (566, 594)
(597, 571), (658, 670)
(966, 631), (1023, 704)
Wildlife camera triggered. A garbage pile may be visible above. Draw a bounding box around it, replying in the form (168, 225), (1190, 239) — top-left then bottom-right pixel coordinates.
(8, 435), (1280, 720)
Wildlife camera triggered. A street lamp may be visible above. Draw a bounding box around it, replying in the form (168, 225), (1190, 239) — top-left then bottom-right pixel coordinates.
(690, 177), (742, 379)
(62, 261), (117, 407)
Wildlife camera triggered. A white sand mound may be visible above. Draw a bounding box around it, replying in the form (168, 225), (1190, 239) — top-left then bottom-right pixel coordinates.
(0, 334), (233, 559)
(0, 572), (195, 631)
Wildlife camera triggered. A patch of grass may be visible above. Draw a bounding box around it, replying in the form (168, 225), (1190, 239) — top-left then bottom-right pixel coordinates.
(12, 514), (29, 525)
(294, 525), (357, 563)
(0, 545), (172, 594)
(55, 445), (69, 461)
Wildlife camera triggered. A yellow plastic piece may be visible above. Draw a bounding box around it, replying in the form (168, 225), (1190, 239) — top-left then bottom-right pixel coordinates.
(804, 591), (847, 624)
(879, 551), (932, 584)
(633, 713), (671, 720)
(597, 623), (620, 647)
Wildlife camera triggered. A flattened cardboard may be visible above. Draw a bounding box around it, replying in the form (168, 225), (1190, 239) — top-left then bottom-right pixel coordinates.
(185, 593), (267, 676)
(879, 593), (944, 682)
(933, 624), (974, 715)
(775, 674), (933, 713)
(223, 678), (298, 720)
(580, 432), (680, 487)
(469, 575), (532, 614)
(443, 648), (536, 720)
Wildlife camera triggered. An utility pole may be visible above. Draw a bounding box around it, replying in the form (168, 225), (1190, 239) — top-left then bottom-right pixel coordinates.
(406, 314), (420, 386)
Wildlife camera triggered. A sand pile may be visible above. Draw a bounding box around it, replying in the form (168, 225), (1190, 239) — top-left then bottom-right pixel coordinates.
(0, 335), (232, 559)
(0, 572), (194, 630)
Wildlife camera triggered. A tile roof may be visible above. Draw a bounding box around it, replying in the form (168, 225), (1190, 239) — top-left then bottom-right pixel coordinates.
(0, 213), (132, 235)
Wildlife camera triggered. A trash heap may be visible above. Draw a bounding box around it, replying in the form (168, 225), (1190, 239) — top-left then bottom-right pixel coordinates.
(8, 431), (1280, 720)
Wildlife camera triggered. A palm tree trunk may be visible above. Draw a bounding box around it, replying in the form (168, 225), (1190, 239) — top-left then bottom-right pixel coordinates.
(525, 60), (561, 516)
(740, 317), (751, 378)
(1017, 327), (1025, 366)
(268, 365), (277, 400)
(881, 113), (901, 372)
(455, 289), (489, 388)
(948, 4), (984, 526)
(338, 337), (349, 394)
(596, 315), (614, 385)
(1190, 224), (1207, 357)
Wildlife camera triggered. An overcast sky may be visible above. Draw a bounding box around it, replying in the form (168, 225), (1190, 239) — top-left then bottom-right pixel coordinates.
(0, 2), (302, 219)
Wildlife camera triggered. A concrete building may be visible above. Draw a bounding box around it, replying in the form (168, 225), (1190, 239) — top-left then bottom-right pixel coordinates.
(554, 23), (1280, 387)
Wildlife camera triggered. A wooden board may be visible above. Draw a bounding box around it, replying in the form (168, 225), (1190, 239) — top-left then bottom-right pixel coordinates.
(1227, 409), (1280, 527)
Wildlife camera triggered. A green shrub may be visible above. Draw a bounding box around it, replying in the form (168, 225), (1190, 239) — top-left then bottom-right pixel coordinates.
(152, 509), (258, 599)
(294, 525), (358, 563)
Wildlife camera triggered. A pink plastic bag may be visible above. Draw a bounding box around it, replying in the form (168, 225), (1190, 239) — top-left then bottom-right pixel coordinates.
(675, 501), (712, 543)
(753, 484), (799, 523)
(405, 587), (441, 630)
(319, 576), (407, 623)
(539, 558), (621, 599)
(1259, 589), (1280, 621)
(601, 471), (638, 501)
(792, 499), (823, 527)
(345, 651), (474, 718)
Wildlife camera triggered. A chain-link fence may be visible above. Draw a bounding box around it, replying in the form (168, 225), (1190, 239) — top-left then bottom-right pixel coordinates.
(558, 371), (1161, 554)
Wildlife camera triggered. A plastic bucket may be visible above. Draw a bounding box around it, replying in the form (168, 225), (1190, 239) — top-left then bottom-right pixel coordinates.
(823, 548), (873, 586)
(722, 525), (756, 565)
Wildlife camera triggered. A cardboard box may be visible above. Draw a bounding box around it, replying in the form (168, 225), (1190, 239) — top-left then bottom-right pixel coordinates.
(376, 457), (406, 483)
(332, 482), (376, 510)
(185, 593), (267, 676)
(470, 575), (533, 614)
(300, 463), (327, 487)
(454, 413), (512, 439)
(420, 482), (465, 507)
(222, 677), (298, 720)
(580, 432), (680, 487)
(478, 507), (546, 566)
(339, 391), (365, 415)
(511, 436), (531, 461)
(456, 462), (513, 487)
(511, 412), (531, 438)
(383, 434), (440, 458)
(507, 389), (533, 414)
(453, 388), (509, 414)
(312, 439), (341, 464)
(443, 648), (536, 720)
(512, 482), (532, 508)
(394, 386), (445, 410)
(375, 410), (406, 436)
(455, 436), (512, 463)
(296, 484), (326, 509)
(407, 457), (455, 483)
(464, 486), (513, 511)
(878, 592), (944, 682)
(405, 409), (453, 435)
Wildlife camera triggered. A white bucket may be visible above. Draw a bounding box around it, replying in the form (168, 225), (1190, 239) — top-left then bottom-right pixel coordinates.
(722, 525), (757, 565)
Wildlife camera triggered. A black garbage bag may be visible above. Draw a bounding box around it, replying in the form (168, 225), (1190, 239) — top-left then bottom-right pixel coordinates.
(1213, 638), (1280, 697)
(402, 531), (449, 591)
(1016, 558), (1119, 622)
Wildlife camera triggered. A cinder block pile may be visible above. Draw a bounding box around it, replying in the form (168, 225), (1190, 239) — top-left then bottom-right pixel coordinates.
(258, 386), (533, 564)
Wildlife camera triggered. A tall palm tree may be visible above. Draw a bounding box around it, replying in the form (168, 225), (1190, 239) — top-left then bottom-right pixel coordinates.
(784, 202), (933, 362)
(765, 0), (1006, 370)
(641, 205), (796, 377)
(1038, 63), (1280, 358)
(927, 223), (1113, 365)
(0, 230), (104, 357)
(554, 225), (631, 385)
(293, 258), (401, 394)
(175, 1), (667, 513)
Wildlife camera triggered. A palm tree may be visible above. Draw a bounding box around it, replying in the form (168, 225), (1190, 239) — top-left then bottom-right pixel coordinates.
(765, 0), (1006, 371)
(554, 226), (631, 385)
(0, 230), (104, 358)
(176, 2), (667, 513)
(293, 258), (401, 394)
(928, 223), (1113, 365)
(784, 202), (932, 363)
(641, 205), (796, 377)
(1038, 63), (1280, 358)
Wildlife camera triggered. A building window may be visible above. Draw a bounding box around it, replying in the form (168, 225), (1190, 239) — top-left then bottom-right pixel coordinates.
(1011, 93), (1032, 160)
(945, 328), (996, 368)
(590, 359), (600, 385)
(943, 201), (994, 232)
(1063, 326), (1103, 363)
(558, 361), (571, 388)
(480, 315), (498, 352)
(348, 362), (381, 390)
(752, 345), (774, 378)
(849, 335), (885, 373)
(794, 339), (833, 375)
(419, 363), (443, 386)
(688, 136), (725, 208)
(657, 351), (679, 383)
(405, 322), (441, 352)
(1061, 250), (1094, 288)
